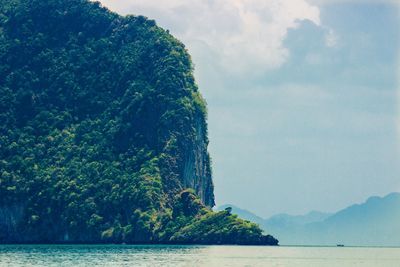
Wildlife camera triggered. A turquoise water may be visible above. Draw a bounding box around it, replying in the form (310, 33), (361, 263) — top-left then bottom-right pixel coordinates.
(0, 245), (399, 267)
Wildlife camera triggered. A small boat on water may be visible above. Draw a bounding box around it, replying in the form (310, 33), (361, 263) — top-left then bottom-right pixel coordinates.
(337, 244), (345, 247)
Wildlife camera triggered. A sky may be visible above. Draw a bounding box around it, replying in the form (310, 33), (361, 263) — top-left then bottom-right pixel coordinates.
(98, 0), (400, 218)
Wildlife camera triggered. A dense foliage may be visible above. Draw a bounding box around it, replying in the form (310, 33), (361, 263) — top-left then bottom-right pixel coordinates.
(170, 193), (278, 245)
(0, 0), (277, 245)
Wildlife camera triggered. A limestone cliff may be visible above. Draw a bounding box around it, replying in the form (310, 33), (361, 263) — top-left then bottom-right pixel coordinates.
(0, 0), (277, 245)
(182, 114), (215, 207)
(0, 205), (24, 242)
(0, 0), (217, 242)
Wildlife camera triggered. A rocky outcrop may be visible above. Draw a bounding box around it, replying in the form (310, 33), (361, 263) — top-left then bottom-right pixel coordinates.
(0, 204), (24, 242)
(182, 114), (215, 207)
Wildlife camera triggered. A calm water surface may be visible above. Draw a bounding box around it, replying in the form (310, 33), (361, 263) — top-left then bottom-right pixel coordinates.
(0, 245), (399, 267)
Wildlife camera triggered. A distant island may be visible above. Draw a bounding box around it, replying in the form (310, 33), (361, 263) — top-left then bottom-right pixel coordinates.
(218, 192), (400, 247)
(0, 0), (277, 245)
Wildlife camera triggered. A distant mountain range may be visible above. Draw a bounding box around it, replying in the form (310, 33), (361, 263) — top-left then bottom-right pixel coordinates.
(217, 192), (400, 246)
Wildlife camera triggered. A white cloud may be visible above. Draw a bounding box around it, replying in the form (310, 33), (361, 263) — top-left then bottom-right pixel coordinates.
(325, 29), (339, 47)
(309, 0), (400, 5)
(98, 0), (321, 74)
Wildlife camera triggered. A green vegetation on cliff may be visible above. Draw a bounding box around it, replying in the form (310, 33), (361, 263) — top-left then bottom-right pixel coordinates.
(0, 0), (277, 245)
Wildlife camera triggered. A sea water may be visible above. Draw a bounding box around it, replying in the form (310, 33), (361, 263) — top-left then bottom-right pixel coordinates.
(0, 245), (399, 267)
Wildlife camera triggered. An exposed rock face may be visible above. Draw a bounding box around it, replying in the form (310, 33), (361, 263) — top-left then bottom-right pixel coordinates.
(0, 205), (24, 242)
(182, 114), (215, 207)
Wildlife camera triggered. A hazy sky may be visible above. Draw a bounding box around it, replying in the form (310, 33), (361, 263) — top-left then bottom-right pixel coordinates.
(98, 0), (400, 217)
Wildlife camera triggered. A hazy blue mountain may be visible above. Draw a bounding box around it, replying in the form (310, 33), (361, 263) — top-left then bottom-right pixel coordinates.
(219, 192), (400, 246)
(299, 192), (400, 247)
(265, 211), (332, 227)
(216, 205), (330, 231)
